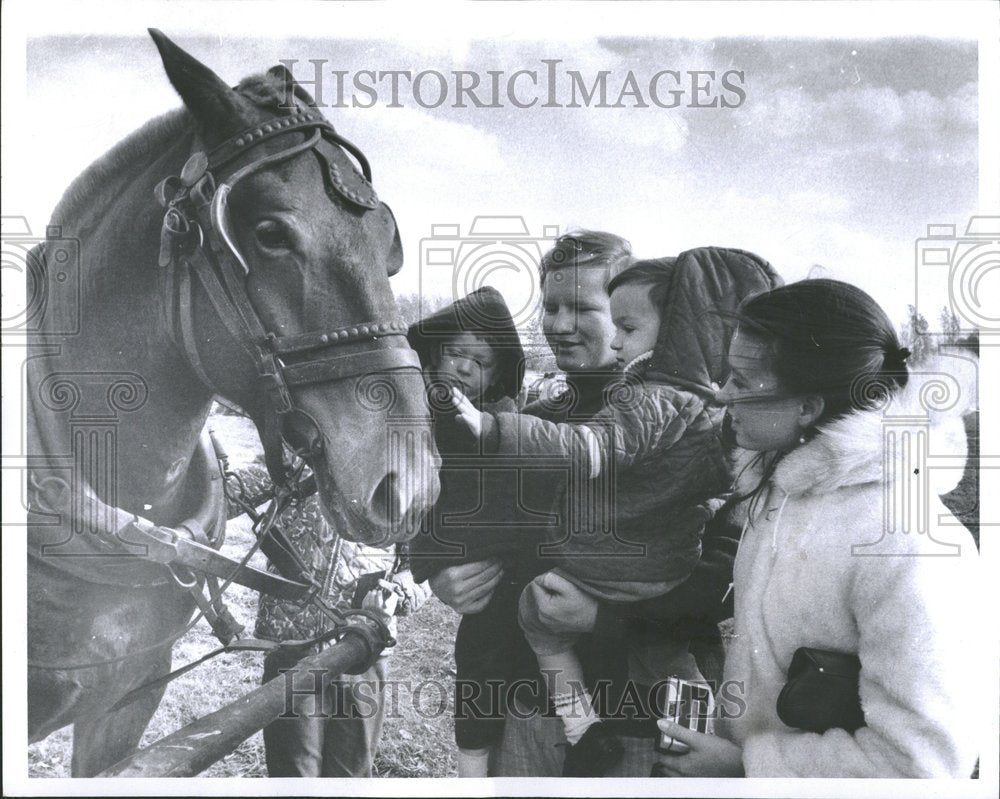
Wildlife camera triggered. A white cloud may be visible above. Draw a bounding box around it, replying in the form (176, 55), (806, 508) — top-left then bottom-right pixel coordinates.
(740, 80), (978, 165)
(339, 104), (504, 179)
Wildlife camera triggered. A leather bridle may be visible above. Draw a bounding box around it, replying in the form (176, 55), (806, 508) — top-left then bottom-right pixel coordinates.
(27, 102), (413, 677)
(157, 105), (419, 485)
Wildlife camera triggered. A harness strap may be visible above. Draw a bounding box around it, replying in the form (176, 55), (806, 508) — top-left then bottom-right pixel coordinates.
(175, 260), (216, 390)
(255, 408), (287, 490)
(254, 502), (316, 587)
(186, 578), (245, 645)
(176, 514), (245, 644)
(124, 517), (314, 602)
(103, 638), (283, 716)
(184, 247), (260, 364)
(181, 247), (294, 482)
(268, 319), (409, 355)
(207, 111), (332, 173)
(102, 609), (390, 716)
(281, 346), (421, 386)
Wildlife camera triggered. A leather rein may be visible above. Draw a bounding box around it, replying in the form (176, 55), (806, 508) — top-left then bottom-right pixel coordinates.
(154, 106), (419, 605)
(158, 105), (418, 485)
(28, 107), (411, 672)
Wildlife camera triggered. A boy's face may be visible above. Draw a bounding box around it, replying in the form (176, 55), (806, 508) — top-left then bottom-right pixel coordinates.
(541, 266), (618, 372)
(609, 283), (661, 369)
(430, 331), (498, 404)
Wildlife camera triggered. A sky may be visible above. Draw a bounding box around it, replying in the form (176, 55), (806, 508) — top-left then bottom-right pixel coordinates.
(4, 1), (995, 334)
(2, 2), (998, 791)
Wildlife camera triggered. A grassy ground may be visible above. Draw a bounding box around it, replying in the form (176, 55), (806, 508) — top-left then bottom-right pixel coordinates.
(27, 410), (980, 778)
(27, 412), (460, 778)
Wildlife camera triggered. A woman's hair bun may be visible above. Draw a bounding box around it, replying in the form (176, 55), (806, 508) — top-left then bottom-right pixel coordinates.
(884, 345), (911, 369)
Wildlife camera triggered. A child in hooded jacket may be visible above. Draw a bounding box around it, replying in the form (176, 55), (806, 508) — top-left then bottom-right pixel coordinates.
(452, 252), (780, 774)
(406, 286), (537, 777)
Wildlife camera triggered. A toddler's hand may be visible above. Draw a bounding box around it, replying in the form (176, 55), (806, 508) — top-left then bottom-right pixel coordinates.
(362, 579), (401, 621)
(450, 387), (483, 437)
(391, 569), (432, 615)
(527, 571), (599, 633)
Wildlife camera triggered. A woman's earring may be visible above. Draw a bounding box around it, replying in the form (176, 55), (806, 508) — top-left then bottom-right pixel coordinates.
(798, 431), (807, 445)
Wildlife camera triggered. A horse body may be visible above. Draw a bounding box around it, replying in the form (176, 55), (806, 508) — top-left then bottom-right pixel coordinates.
(27, 32), (439, 775)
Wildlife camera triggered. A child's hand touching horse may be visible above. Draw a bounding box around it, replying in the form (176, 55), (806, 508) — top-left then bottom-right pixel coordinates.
(450, 387), (483, 437)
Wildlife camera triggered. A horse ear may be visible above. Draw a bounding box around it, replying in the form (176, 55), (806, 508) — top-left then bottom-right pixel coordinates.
(149, 29), (249, 142)
(266, 64), (318, 108)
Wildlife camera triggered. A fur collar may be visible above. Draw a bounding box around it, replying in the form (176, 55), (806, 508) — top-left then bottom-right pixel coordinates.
(742, 356), (976, 498)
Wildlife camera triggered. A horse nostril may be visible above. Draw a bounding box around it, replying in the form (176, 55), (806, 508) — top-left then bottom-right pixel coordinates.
(370, 472), (404, 527)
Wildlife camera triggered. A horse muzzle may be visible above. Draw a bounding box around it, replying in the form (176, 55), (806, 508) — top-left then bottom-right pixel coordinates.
(282, 369), (441, 547)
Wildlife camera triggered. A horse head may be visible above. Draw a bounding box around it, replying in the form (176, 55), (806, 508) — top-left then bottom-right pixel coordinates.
(150, 31), (439, 545)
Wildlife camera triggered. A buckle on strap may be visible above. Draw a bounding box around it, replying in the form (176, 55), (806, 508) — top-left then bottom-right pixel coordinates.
(122, 518), (314, 602)
(258, 352), (294, 414)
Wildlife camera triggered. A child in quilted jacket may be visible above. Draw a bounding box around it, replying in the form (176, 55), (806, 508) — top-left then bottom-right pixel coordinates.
(406, 286), (533, 777)
(451, 252), (779, 775)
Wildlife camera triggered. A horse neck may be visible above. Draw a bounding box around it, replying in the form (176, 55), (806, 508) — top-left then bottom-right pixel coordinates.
(31, 119), (216, 521)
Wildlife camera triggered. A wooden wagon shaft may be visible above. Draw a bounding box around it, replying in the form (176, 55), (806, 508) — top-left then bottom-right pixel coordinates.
(97, 623), (384, 777)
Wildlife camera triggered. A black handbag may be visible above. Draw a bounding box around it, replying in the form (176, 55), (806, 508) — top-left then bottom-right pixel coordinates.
(776, 647), (866, 733)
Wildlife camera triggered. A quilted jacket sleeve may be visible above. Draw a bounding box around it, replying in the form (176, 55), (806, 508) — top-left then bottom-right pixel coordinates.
(592, 511), (739, 637)
(486, 386), (702, 474)
(225, 463), (274, 520)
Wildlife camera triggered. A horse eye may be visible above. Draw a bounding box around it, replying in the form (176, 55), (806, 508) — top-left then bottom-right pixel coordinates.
(254, 220), (292, 251)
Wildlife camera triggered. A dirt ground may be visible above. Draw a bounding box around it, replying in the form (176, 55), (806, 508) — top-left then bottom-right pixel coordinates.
(27, 412), (460, 778)
(27, 409), (981, 778)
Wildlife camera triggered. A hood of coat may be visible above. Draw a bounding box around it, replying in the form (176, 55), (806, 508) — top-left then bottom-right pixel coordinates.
(407, 286), (525, 402)
(767, 355), (978, 498)
(643, 247), (782, 399)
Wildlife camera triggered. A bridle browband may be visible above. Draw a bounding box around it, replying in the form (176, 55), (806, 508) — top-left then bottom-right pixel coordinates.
(25, 100), (413, 676)
(156, 106), (419, 484)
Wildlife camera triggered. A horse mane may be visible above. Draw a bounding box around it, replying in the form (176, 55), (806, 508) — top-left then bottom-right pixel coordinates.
(50, 70), (293, 233)
(49, 110), (189, 233)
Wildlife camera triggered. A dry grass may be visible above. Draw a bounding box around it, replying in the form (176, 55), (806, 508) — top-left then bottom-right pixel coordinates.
(27, 412), (460, 779)
(27, 411), (981, 778)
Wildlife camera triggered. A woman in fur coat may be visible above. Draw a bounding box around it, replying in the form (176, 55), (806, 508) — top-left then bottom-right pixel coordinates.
(655, 279), (982, 778)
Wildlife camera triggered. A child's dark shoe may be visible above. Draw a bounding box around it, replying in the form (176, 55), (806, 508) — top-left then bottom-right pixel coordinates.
(561, 723), (624, 777)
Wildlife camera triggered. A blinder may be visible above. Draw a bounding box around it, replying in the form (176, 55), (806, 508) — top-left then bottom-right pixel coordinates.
(155, 106), (417, 485)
